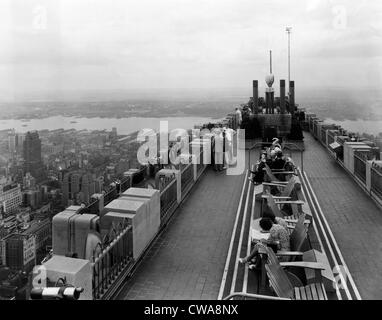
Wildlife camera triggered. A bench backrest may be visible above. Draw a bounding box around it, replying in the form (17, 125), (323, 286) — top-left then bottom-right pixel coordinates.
(265, 193), (284, 218)
(264, 163), (277, 182)
(265, 264), (294, 299)
(280, 176), (296, 197)
(290, 213), (307, 252)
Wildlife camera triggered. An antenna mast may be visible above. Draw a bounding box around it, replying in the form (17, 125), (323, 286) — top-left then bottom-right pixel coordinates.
(270, 50), (272, 74)
(286, 27), (292, 92)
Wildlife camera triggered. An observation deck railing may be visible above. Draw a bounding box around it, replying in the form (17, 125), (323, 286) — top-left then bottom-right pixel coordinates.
(303, 113), (382, 207)
(160, 178), (178, 226)
(181, 162), (194, 194)
(371, 165), (382, 198)
(92, 225), (133, 300)
(354, 152), (367, 184)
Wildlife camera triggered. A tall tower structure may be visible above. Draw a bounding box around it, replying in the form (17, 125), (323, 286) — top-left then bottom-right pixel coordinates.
(286, 27), (292, 99)
(23, 131), (44, 182)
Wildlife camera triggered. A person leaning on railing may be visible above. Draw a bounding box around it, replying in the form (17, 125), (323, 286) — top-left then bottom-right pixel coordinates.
(239, 217), (290, 269)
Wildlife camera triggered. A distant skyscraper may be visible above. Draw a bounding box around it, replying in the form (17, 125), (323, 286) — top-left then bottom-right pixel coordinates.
(62, 171), (99, 206)
(8, 129), (17, 155)
(17, 133), (26, 154)
(23, 132), (44, 182)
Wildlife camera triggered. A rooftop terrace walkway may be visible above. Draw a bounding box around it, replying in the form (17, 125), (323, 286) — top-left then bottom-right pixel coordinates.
(118, 167), (245, 300)
(302, 133), (382, 299)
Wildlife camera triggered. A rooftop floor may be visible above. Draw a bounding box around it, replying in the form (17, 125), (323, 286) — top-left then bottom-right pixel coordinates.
(300, 133), (382, 300)
(118, 167), (245, 300)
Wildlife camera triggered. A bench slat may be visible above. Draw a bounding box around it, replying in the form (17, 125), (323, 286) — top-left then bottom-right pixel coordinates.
(299, 287), (307, 300)
(284, 217), (310, 224)
(321, 283), (328, 300)
(294, 287), (301, 300)
(310, 283), (318, 300)
(315, 283), (325, 300)
(305, 285), (313, 300)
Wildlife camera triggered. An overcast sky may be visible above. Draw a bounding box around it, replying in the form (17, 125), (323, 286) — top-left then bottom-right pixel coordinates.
(0, 0), (381, 100)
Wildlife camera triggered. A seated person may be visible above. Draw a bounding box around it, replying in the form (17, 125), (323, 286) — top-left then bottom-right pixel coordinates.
(271, 151), (287, 170)
(284, 156), (296, 173)
(239, 217), (290, 267)
(262, 208), (288, 230)
(271, 151), (289, 181)
(249, 152), (267, 184)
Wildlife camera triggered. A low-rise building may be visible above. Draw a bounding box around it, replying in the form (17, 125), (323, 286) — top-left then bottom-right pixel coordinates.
(0, 183), (22, 215)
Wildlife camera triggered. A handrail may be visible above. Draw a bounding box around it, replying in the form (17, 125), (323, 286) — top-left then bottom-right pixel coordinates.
(247, 142), (304, 172)
(160, 177), (177, 195)
(223, 292), (291, 301)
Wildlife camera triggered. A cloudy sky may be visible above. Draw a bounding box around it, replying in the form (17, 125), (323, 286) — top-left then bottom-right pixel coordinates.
(0, 0), (381, 100)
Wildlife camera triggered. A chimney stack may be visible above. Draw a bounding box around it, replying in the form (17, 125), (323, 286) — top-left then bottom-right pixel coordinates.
(280, 80), (286, 114)
(289, 80), (295, 115)
(252, 80), (258, 114)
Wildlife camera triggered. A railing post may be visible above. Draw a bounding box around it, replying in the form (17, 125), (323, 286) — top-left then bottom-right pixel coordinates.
(366, 161), (373, 192)
(156, 169), (181, 204)
(92, 193), (104, 214)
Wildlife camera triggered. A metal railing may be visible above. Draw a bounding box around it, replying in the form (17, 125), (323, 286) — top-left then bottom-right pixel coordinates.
(120, 176), (132, 192)
(223, 292), (291, 301)
(196, 149), (205, 176)
(327, 132), (335, 146)
(131, 167), (146, 185)
(354, 154), (367, 184)
(160, 179), (178, 226)
(321, 130), (327, 145)
(87, 199), (100, 215)
(92, 225), (133, 300)
(371, 167), (382, 198)
(181, 163), (194, 194)
(85, 176), (132, 215)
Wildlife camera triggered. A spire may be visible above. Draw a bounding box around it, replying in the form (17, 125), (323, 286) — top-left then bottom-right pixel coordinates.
(270, 50), (272, 74)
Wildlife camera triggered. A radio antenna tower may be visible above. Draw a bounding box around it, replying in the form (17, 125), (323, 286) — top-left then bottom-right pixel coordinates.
(270, 50), (272, 74)
(286, 27), (292, 95)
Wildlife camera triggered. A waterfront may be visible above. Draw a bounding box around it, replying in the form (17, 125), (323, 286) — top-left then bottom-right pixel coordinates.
(0, 115), (381, 137)
(0, 116), (220, 135)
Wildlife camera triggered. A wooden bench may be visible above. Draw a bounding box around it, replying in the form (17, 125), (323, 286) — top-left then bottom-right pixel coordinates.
(303, 249), (336, 293)
(257, 214), (309, 287)
(272, 214), (310, 262)
(264, 192), (311, 227)
(263, 164), (295, 182)
(258, 243), (331, 291)
(265, 264), (328, 300)
(262, 176), (298, 198)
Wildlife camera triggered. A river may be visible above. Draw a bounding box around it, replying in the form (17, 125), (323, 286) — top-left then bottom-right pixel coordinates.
(0, 116), (220, 135)
(0, 115), (381, 137)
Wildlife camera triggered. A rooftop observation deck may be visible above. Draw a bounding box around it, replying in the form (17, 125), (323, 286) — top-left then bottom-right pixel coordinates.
(116, 131), (382, 300)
